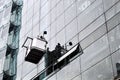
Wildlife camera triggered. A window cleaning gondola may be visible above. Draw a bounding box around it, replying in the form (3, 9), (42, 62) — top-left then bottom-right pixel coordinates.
(22, 31), (83, 78)
(22, 31), (48, 64)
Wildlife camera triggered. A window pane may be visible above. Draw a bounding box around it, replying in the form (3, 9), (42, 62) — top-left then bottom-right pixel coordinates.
(72, 75), (81, 80)
(82, 57), (113, 80)
(57, 57), (80, 80)
(56, 29), (65, 45)
(111, 50), (120, 77)
(77, 0), (104, 33)
(81, 35), (110, 72)
(80, 24), (107, 49)
(108, 25), (120, 53)
(79, 15), (105, 42)
(65, 2), (76, 25)
(66, 18), (78, 42)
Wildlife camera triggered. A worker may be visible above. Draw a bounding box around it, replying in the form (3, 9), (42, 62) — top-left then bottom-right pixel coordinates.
(54, 43), (62, 60)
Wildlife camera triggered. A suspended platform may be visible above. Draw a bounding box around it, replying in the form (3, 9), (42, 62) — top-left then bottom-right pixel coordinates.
(22, 37), (47, 64)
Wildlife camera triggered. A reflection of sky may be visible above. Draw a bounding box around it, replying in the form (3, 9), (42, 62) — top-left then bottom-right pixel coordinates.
(0, 26), (8, 50)
(0, 48), (6, 74)
(0, 0), (12, 75)
(0, 48), (6, 59)
(0, 1), (11, 26)
(0, 57), (5, 73)
(0, 0), (5, 8)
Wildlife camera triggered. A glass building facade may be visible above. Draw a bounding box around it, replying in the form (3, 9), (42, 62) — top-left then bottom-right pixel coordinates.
(0, 0), (22, 80)
(0, 0), (13, 79)
(1, 0), (120, 80)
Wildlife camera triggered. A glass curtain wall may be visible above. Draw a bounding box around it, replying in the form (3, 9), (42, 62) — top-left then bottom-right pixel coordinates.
(0, 0), (12, 79)
(18, 0), (120, 80)
(2, 0), (23, 80)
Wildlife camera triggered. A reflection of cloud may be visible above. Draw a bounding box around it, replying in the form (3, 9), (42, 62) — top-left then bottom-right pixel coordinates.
(67, 0), (74, 5)
(97, 74), (103, 78)
(119, 45), (120, 48)
(87, 45), (108, 62)
(0, 39), (5, 49)
(78, 0), (81, 2)
(79, 1), (91, 12)
(110, 36), (114, 42)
